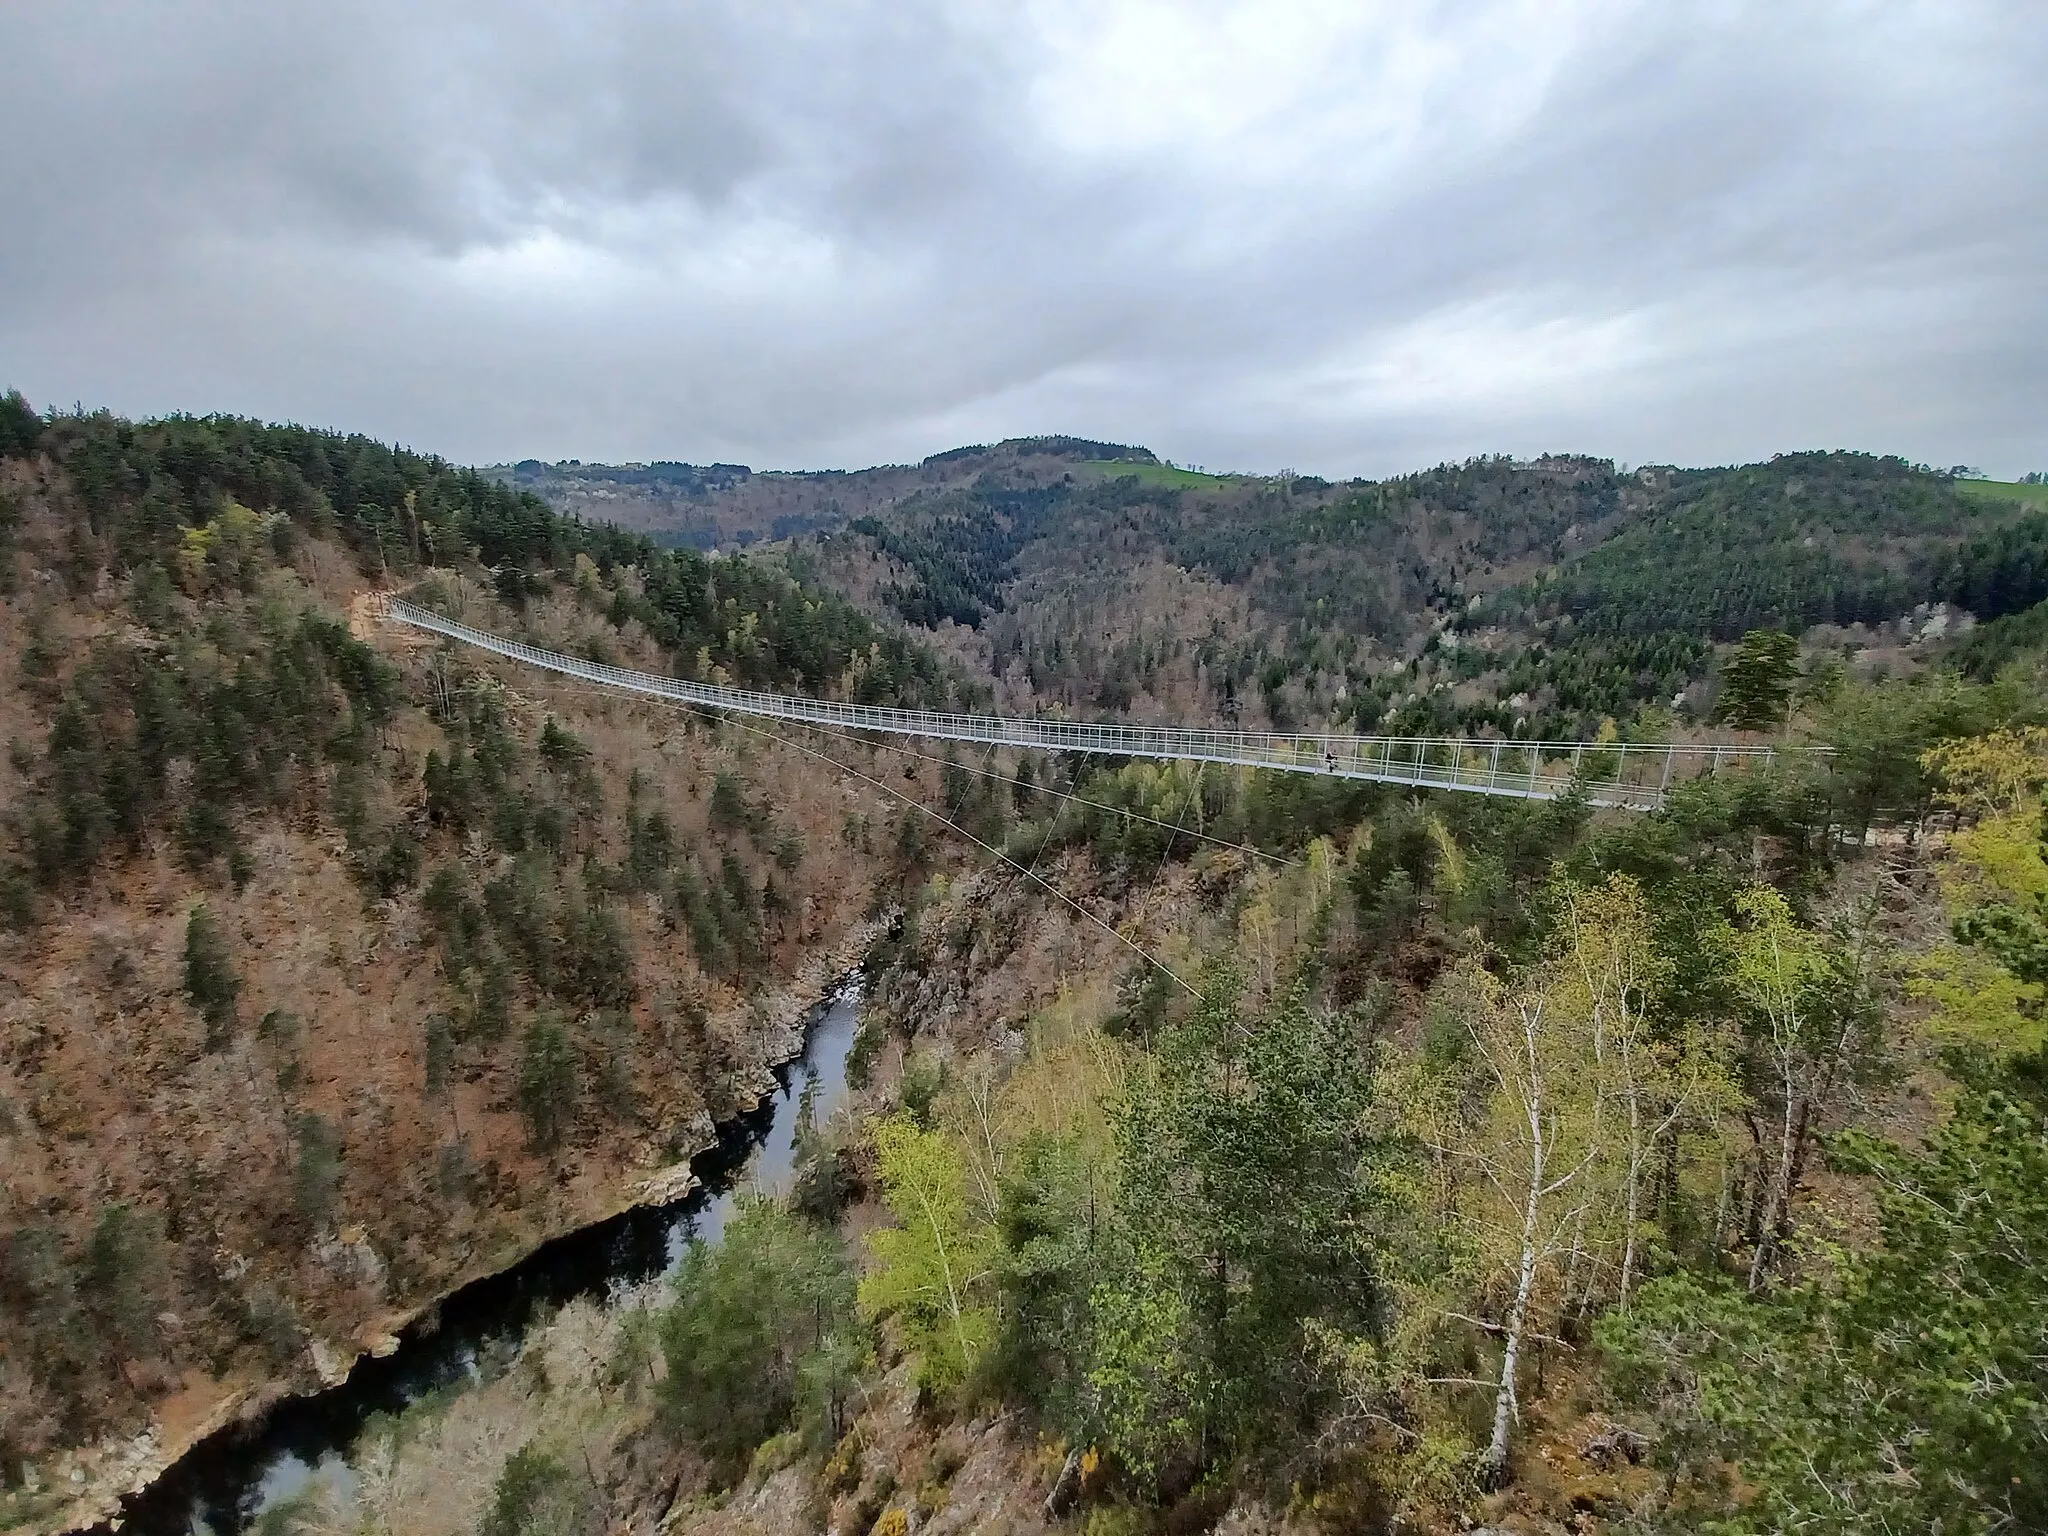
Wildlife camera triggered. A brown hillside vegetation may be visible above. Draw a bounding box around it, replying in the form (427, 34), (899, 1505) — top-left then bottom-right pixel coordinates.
(484, 436), (1168, 550)
(6, 401), (2048, 1536)
(0, 418), (970, 1531)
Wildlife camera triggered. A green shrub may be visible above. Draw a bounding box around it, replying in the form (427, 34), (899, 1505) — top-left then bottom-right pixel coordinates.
(517, 1015), (579, 1152)
(81, 1203), (164, 1356)
(658, 1197), (859, 1482)
(291, 1112), (342, 1230)
(182, 903), (240, 1049)
(0, 861), (35, 931)
(481, 1445), (600, 1536)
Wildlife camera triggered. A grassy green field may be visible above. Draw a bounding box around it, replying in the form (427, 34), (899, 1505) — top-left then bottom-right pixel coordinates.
(1957, 478), (2048, 508)
(1076, 459), (1244, 489)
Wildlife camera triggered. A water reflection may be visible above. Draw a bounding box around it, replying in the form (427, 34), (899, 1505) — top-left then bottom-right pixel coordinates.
(118, 977), (863, 1535)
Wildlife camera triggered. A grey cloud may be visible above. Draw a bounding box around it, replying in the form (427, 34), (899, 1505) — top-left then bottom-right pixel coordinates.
(1, 0), (2041, 476)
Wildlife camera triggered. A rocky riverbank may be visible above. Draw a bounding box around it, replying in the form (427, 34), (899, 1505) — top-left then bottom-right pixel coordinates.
(26, 920), (885, 1536)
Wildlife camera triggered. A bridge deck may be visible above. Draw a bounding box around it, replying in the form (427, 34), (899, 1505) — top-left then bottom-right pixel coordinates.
(383, 598), (1787, 811)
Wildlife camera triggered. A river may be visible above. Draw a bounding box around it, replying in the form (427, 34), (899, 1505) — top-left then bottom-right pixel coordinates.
(108, 976), (864, 1535)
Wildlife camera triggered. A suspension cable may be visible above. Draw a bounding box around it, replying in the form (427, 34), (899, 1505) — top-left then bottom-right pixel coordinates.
(776, 716), (1295, 869)
(703, 705), (1197, 997)
(517, 676), (1197, 996)
(518, 670), (1293, 868)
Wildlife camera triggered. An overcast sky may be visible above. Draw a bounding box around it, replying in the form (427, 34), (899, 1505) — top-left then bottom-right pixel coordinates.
(2, 1), (2041, 477)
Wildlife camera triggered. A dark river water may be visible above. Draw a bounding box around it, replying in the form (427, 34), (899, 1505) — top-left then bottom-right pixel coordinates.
(110, 976), (863, 1535)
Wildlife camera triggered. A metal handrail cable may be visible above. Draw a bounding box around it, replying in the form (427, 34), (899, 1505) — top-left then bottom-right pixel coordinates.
(383, 598), (1795, 810)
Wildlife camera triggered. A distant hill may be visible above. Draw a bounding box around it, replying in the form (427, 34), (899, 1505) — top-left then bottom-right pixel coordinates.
(483, 436), (1170, 551)
(782, 450), (2039, 739)
(490, 437), (2045, 739)
(923, 434), (1157, 466)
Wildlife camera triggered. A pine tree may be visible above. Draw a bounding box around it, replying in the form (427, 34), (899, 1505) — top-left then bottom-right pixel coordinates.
(182, 903), (240, 1049)
(0, 389), (41, 459)
(291, 1111), (343, 1230)
(1716, 629), (1802, 731)
(660, 1197), (858, 1479)
(1601, 1091), (2048, 1534)
(81, 1203), (164, 1356)
(517, 1014), (579, 1152)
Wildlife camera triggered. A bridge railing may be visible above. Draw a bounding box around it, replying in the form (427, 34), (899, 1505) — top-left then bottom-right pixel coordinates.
(383, 598), (1798, 810)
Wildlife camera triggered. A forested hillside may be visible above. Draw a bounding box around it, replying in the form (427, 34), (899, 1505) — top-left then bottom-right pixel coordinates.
(1482, 452), (1972, 638)
(273, 641), (2048, 1536)
(481, 436), (1166, 552)
(402, 435), (2047, 1536)
(784, 446), (2043, 743)
(0, 395), (983, 1531)
(6, 389), (2048, 1536)
(491, 433), (2046, 747)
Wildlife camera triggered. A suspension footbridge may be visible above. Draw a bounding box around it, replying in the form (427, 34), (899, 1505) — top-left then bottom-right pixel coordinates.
(383, 598), (1787, 812)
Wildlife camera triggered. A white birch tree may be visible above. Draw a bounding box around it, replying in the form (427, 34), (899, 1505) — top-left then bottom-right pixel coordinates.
(1554, 874), (1732, 1307)
(1436, 963), (1605, 1487)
